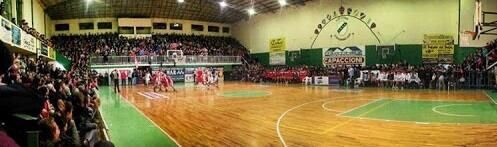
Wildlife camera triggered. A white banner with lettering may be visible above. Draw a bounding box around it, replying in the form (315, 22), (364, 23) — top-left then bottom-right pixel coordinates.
(323, 46), (366, 66)
(21, 31), (36, 53)
(0, 18), (12, 45)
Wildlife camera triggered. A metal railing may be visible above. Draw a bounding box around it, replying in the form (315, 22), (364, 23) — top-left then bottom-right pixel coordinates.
(90, 55), (242, 65)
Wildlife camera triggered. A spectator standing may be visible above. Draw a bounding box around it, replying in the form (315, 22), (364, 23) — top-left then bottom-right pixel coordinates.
(110, 70), (120, 93)
(348, 66), (355, 89)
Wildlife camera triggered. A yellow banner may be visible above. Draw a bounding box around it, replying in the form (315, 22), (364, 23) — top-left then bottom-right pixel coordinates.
(269, 38), (286, 53)
(422, 44), (438, 59)
(422, 34), (454, 62)
(48, 47), (56, 59)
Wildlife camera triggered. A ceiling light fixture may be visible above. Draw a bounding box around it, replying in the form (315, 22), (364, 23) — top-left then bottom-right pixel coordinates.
(247, 8), (256, 15)
(278, 0), (287, 6)
(219, 1), (227, 8)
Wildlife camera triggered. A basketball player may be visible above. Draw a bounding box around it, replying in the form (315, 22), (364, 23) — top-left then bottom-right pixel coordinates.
(161, 72), (170, 92)
(196, 67), (204, 85)
(153, 71), (163, 92)
(165, 74), (177, 92)
(144, 71), (151, 86)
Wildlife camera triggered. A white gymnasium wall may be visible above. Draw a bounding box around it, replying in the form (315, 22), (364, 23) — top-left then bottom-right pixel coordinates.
(232, 0), (460, 53)
(459, 0), (497, 47)
(10, 0), (52, 37)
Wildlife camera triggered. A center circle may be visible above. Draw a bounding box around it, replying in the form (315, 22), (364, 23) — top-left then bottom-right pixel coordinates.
(218, 90), (272, 98)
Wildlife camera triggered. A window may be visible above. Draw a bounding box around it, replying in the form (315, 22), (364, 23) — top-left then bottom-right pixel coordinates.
(222, 27), (230, 33)
(191, 24), (204, 31)
(136, 27), (152, 34)
(97, 22), (112, 29)
(119, 27), (134, 34)
(79, 23), (94, 30)
(170, 23), (183, 30)
(1, 0), (12, 22)
(55, 24), (70, 31)
(153, 23), (167, 29)
(208, 26), (220, 32)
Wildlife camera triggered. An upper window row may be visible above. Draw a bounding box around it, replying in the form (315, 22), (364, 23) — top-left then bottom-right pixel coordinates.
(55, 22), (113, 31)
(154, 23), (229, 33)
(56, 22), (230, 33)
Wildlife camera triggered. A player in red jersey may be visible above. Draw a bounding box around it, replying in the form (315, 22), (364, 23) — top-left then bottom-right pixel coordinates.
(165, 74), (176, 92)
(196, 68), (204, 85)
(153, 71), (164, 92)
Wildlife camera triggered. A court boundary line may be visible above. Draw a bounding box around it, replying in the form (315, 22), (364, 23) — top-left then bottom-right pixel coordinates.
(484, 91), (497, 105)
(339, 115), (497, 126)
(321, 99), (393, 134)
(276, 94), (378, 147)
(216, 90), (273, 98)
(321, 98), (377, 113)
(116, 92), (182, 147)
(336, 98), (385, 116)
(432, 104), (476, 117)
(385, 98), (489, 103)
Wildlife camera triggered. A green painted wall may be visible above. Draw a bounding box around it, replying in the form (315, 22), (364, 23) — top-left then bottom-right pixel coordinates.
(253, 44), (479, 67)
(300, 48), (323, 66)
(250, 53), (270, 66)
(454, 46), (477, 64)
(285, 50), (300, 67)
(55, 51), (72, 70)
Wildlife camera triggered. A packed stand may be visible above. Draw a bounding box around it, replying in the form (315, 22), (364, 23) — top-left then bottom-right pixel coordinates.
(19, 19), (53, 47)
(0, 42), (113, 147)
(484, 39), (497, 64)
(51, 33), (250, 62)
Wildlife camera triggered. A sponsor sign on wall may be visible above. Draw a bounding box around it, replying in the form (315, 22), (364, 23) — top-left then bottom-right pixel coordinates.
(40, 43), (48, 56)
(21, 31), (36, 53)
(314, 76), (330, 85)
(184, 68), (195, 83)
(323, 46), (365, 66)
(422, 34), (454, 64)
(269, 37), (286, 65)
(1, 18), (12, 45)
(48, 47), (56, 59)
(164, 68), (185, 82)
(11, 26), (21, 47)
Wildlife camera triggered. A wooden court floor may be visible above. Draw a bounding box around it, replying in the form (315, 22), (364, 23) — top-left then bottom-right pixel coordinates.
(117, 82), (497, 146)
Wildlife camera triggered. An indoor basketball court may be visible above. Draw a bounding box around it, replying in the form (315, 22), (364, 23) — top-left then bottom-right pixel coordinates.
(96, 82), (497, 146)
(1, 0), (497, 147)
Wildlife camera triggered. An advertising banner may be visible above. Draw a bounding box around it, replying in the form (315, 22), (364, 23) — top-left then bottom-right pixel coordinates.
(184, 74), (194, 82)
(323, 46), (366, 66)
(40, 43), (48, 56)
(269, 37), (286, 65)
(314, 76), (329, 85)
(1, 18), (12, 45)
(165, 68), (185, 82)
(21, 31), (36, 53)
(11, 26), (21, 47)
(184, 68), (195, 83)
(48, 47), (56, 59)
(422, 34), (454, 64)
(328, 75), (341, 86)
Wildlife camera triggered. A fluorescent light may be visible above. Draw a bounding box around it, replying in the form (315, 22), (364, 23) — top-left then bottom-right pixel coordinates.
(177, 0), (184, 3)
(219, 1), (227, 8)
(247, 8), (256, 15)
(279, 0), (287, 6)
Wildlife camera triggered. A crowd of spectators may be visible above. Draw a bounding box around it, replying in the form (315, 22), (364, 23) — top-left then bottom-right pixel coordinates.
(0, 42), (112, 147)
(19, 19), (53, 47)
(51, 33), (249, 63)
(241, 56), (495, 90)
